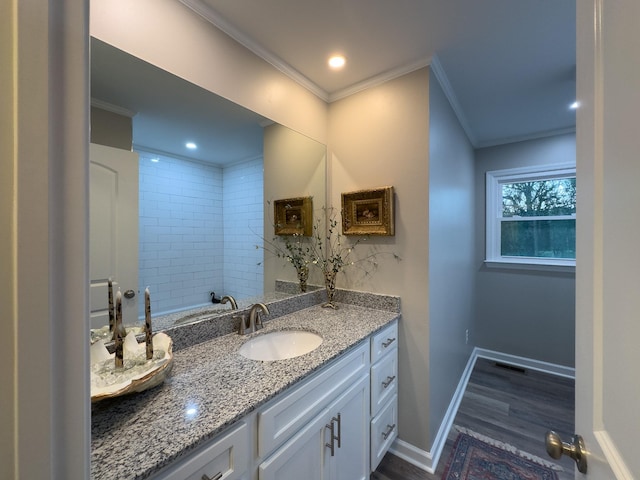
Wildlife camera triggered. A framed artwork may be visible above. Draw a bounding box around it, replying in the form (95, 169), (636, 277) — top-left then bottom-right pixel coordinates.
(274, 197), (313, 236)
(342, 186), (394, 236)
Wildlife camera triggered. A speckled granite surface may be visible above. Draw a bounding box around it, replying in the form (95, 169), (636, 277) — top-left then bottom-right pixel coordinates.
(91, 301), (399, 480)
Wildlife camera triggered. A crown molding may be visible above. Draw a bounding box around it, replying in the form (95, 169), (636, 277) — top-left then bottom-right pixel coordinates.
(178, 0), (329, 101)
(476, 126), (576, 149)
(134, 144), (263, 168)
(328, 56), (432, 103)
(91, 98), (136, 117)
(429, 56), (477, 146)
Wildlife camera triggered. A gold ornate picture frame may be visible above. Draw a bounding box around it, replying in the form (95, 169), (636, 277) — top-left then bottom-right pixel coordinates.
(342, 186), (394, 236)
(274, 197), (313, 236)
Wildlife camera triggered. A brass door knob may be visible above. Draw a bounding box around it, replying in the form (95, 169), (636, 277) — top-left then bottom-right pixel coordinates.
(545, 430), (588, 473)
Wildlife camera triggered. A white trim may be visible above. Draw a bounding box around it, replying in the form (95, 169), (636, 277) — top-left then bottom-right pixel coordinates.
(486, 162), (577, 182)
(179, 0), (432, 104)
(484, 259), (576, 273)
(388, 439), (433, 473)
(486, 163), (577, 267)
(389, 349), (479, 473)
(328, 57), (431, 103)
(388, 348), (575, 474)
(476, 127), (576, 149)
(594, 430), (635, 479)
(178, 0), (329, 101)
(429, 55), (477, 146)
(134, 144), (263, 168)
(91, 98), (136, 117)
(474, 348), (575, 379)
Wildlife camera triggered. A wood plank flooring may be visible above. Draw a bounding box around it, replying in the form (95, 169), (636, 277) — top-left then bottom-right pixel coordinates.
(371, 357), (576, 479)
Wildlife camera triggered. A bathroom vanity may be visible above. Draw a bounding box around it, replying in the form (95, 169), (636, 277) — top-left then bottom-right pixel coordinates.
(91, 297), (399, 480)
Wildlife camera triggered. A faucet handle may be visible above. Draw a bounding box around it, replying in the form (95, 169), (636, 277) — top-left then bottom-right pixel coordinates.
(236, 314), (249, 335)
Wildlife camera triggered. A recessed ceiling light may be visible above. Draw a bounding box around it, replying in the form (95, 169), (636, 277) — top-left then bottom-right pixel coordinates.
(570, 101), (579, 110)
(328, 55), (346, 70)
(185, 142), (197, 149)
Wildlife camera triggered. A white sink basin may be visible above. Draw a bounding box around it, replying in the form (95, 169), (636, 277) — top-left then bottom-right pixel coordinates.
(238, 330), (323, 361)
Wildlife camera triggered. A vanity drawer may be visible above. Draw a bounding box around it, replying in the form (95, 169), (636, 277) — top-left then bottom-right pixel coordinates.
(370, 395), (398, 472)
(154, 421), (249, 480)
(257, 341), (369, 458)
(370, 348), (398, 416)
(371, 321), (398, 364)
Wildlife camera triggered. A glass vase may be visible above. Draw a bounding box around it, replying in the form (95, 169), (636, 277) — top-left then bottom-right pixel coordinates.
(323, 269), (338, 309)
(297, 265), (309, 293)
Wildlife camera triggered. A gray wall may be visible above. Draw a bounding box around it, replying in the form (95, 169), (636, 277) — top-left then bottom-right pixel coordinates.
(473, 133), (576, 367)
(428, 72), (476, 441)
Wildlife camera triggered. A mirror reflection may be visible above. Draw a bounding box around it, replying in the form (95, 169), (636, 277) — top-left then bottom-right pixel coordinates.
(89, 38), (326, 331)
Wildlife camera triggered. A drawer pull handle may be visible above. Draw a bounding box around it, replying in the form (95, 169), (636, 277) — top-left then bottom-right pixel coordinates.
(382, 337), (396, 348)
(202, 472), (222, 480)
(325, 413), (342, 456)
(382, 375), (396, 389)
(382, 423), (396, 440)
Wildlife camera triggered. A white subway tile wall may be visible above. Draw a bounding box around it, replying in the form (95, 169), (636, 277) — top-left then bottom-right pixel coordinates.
(222, 158), (264, 299)
(138, 151), (263, 317)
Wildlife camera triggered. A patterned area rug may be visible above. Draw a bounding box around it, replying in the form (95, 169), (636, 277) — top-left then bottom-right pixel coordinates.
(442, 431), (560, 480)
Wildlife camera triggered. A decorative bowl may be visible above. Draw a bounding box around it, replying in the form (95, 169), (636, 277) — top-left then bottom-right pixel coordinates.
(90, 331), (173, 402)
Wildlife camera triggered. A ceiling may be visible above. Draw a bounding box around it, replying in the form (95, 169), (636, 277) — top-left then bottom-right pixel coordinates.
(186, 0), (576, 147)
(91, 0), (576, 163)
(91, 38), (268, 164)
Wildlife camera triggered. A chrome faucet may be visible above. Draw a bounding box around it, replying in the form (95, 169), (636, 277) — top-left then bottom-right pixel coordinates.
(238, 303), (270, 335)
(221, 295), (238, 310)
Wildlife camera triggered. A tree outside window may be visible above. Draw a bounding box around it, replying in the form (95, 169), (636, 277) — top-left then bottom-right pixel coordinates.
(486, 164), (576, 269)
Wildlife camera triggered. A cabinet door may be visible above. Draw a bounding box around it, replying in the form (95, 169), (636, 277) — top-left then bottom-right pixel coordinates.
(258, 409), (328, 480)
(325, 375), (370, 480)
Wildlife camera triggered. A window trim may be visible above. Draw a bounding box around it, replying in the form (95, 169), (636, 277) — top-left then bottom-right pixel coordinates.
(485, 163), (576, 270)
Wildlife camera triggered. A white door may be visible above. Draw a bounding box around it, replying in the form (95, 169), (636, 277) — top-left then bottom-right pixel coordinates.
(89, 143), (139, 329)
(574, 0), (639, 477)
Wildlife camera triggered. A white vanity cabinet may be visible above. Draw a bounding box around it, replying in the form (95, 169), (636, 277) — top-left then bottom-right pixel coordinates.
(369, 320), (399, 471)
(258, 375), (369, 480)
(153, 421), (250, 480)
(149, 319), (399, 480)
(257, 342), (370, 480)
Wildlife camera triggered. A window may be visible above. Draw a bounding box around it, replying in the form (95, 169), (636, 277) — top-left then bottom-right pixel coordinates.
(486, 163), (576, 269)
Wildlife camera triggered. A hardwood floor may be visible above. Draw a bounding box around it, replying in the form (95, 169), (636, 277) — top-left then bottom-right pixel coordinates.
(371, 357), (576, 479)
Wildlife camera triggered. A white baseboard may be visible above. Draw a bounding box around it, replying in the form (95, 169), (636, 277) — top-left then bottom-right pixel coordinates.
(474, 348), (575, 379)
(388, 348), (575, 473)
(388, 438), (434, 473)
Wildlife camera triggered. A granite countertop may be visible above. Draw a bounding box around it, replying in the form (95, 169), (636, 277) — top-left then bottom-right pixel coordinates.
(91, 302), (399, 480)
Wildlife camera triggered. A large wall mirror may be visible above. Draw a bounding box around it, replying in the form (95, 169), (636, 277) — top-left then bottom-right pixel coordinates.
(89, 37), (326, 330)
